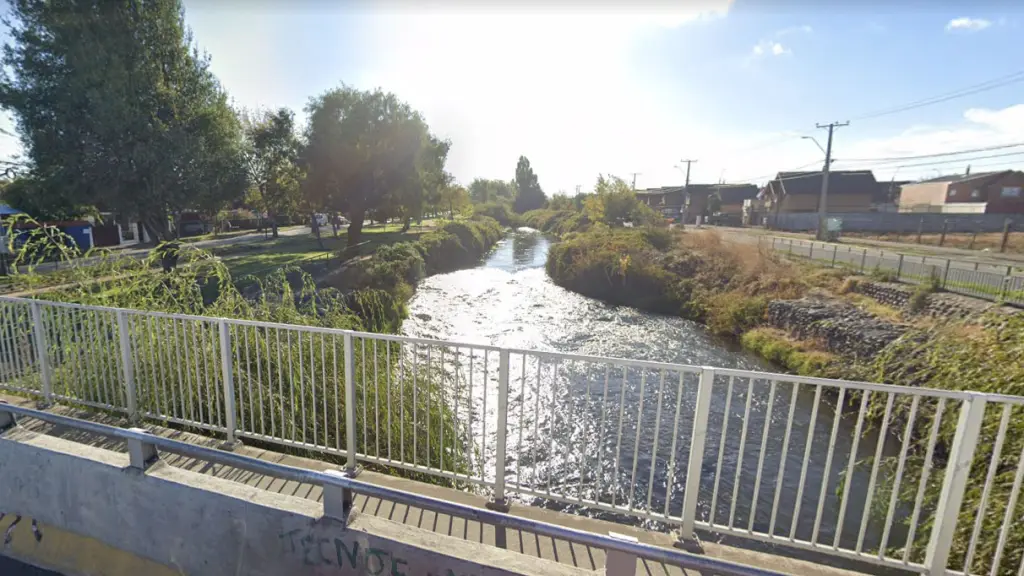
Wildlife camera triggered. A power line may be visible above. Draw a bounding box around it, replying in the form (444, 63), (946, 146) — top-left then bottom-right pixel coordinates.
(850, 69), (1024, 121)
(838, 141), (1024, 164)
(849, 150), (1024, 171)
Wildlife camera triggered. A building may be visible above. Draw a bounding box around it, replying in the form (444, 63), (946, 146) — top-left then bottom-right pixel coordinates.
(714, 184), (760, 216)
(897, 170), (1024, 214)
(635, 186), (685, 221)
(873, 179), (911, 212)
(636, 184), (750, 224)
(762, 170), (878, 214)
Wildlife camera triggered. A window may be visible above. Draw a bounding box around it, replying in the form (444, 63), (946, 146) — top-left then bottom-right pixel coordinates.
(947, 189), (956, 198)
(1002, 186), (1022, 198)
(971, 189), (981, 199)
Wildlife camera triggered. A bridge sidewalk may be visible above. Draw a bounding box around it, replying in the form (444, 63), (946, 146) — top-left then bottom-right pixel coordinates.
(0, 396), (875, 576)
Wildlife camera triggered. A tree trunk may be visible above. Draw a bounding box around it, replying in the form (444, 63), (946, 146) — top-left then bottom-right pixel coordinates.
(141, 214), (171, 244)
(269, 211), (279, 238)
(347, 211), (365, 249)
(400, 216), (411, 233)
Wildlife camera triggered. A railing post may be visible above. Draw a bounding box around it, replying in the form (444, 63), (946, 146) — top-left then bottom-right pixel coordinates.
(679, 368), (715, 543)
(126, 428), (158, 471)
(860, 249), (867, 273)
(0, 401), (16, 431)
(605, 532), (639, 576)
(116, 310), (137, 421)
(488, 350), (511, 511)
(831, 245), (838, 268)
(896, 253), (905, 280)
(808, 242), (814, 260)
(218, 321), (237, 446)
(343, 333), (360, 475)
(29, 302), (52, 404)
(942, 259), (951, 289)
(322, 469), (356, 522)
(925, 395), (986, 575)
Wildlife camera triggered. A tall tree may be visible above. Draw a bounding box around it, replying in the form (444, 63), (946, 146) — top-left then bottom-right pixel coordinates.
(242, 108), (303, 238)
(513, 156), (545, 213)
(468, 178), (517, 204)
(0, 0), (248, 241)
(303, 86), (443, 248)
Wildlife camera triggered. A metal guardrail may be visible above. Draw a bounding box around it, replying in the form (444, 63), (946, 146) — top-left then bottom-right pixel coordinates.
(0, 401), (785, 576)
(1, 296), (1023, 575)
(762, 235), (1024, 307)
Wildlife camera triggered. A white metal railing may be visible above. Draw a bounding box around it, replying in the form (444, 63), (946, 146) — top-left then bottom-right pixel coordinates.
(0, 402), (788, 576)
(2, 295), (1024, 575)
(762, 235), (1024, 307)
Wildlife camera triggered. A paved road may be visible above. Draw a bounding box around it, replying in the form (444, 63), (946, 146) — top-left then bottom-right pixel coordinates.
(0, 555), (61, 575)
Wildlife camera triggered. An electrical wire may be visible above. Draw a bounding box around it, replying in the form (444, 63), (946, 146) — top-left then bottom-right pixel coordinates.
(849, 70), (1024, 121)
(837, 141), (1024, 163)
(836, 150), (1024, 171)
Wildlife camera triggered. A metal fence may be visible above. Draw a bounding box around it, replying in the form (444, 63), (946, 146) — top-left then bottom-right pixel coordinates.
(0, 402), (786, 576)
(2, 296), (1024, 575)
(763, 236), (1024, 308)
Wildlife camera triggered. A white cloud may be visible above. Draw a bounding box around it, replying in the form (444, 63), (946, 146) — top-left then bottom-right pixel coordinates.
(828, 104), (1024, 181)
(777, 25), (812, 36)
(752, 40), (790, 57)
(750, 25), (807, 58)
(946, 17), (992, 32)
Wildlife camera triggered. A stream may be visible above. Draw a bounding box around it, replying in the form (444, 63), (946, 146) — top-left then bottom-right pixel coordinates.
(402, 228), (907, 561)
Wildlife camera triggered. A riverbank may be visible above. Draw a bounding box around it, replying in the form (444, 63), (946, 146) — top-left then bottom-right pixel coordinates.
(528, 213), (1024, 572)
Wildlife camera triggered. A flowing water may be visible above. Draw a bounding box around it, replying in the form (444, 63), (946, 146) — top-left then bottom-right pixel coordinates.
(402, 228), (907, 557)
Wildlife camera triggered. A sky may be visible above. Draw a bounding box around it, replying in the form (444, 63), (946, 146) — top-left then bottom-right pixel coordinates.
(3, 1), (1024, 194)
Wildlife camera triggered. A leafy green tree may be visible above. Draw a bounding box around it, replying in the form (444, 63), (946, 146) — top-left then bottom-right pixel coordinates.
(0, 0), (248, 241)
(439, 184), (470, 220)
(583, 175), (662, 227)
(303, 86), (443, 248)
(1, 176), (93, 221)
(548, 192), (575, 210)
(513, 156), (546, 213)
(468, 178), (517, 204)
(241, 108), (303, 238)
(707, 192), (722, 216)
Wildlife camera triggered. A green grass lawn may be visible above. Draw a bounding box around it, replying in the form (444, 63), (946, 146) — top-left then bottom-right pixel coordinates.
(213, 224), (432, 279)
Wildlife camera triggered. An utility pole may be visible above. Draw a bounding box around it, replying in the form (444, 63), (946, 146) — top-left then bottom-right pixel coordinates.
(815, 122), (848, 240)
(679, 159), (697, 223)
(629, 172), (642, 191)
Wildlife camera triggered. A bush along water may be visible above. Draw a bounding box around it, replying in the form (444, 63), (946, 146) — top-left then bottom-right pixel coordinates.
(326, 216), (504, 332)
(1, 218), (491, 486)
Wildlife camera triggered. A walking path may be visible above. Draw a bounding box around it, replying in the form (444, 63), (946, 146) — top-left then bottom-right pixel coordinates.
(0, 395), (867, 576)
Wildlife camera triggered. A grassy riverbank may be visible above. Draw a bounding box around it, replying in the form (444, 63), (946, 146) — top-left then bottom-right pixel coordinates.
(528, 208), (1024, 572)
(5, 216), (505, 486)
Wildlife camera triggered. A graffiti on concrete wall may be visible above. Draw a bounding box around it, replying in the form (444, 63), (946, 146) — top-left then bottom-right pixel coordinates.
(0, 513), (43, 547)
(279, 529), (476, 576)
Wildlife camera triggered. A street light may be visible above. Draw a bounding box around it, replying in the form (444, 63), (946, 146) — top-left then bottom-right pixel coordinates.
(801, 135), (826, 158)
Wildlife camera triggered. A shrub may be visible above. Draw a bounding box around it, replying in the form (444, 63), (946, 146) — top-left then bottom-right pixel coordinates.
(640, 227), (673, 251)
(741, 328), (838, 376)
(705, 293), (767, 336)
(870, 267), (899, 282)
(546, 229), (685, 314)
(473, 202), (521, 227)
(366, 242), (425, 288)
(908, 285), (931, 313)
